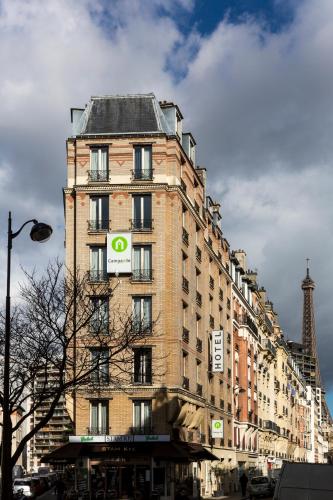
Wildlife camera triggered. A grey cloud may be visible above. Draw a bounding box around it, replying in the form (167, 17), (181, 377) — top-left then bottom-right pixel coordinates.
(0, 0), (332, 396)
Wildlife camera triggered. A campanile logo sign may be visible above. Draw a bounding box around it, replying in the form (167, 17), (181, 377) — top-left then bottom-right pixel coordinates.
(107, 232), (132, 274)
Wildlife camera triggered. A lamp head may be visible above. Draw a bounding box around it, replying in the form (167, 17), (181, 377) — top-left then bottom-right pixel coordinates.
(30, 222), (53, 243)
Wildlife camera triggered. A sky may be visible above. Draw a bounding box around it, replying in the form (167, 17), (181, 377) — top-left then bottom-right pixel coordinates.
(0, 0), (332, 411)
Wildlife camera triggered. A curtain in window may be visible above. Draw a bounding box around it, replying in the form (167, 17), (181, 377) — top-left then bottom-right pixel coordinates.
(143, 146), (151, 172)
(143, 246), (151, 270)
(100, 149), (107, 171)
(133, 196), (142, 220)
(91, 248), (99, 271)
(100, 403), (107, 433)
(133, 247), (141, 271)
(100, 299), (109, 331)
(143, 298), (151, 329)
(91, 402), (98, 430)
(133, 298), (141, 330)
(134, 402), (141, 428)
(91, 150), (98, 171)
(143, 195), (152, 220)
(135, 147), (142, 175)
(143, 401), (151, 427)
(100, 350), (109, 382)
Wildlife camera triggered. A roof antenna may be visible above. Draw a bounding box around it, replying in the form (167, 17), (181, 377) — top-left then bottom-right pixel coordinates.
(306, 258), (310, 278)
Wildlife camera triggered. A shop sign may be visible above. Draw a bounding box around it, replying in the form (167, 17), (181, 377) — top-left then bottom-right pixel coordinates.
(211, 419), (224, 438)
(107, 232), (132, 274)
(69, 434), (171, 443)
(134, 435), (170, 442)
(69, 435), (105, 443)
(211, 330), (224, 372)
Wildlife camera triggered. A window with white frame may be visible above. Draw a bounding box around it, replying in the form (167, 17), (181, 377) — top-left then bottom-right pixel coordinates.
(132, 194), (152, 230)
(90, 400), (108, 434)
(91, 349), (109, 384)
(90, 246), (107, 281)
(132, 296), (152, 332)
(133, 348), (152, 384)
(89, 196), (109, 231)
(134, 145), (152, 179)
(90, 147), (108, 181)
(90, 297), (109, 334)
(133, 400), (152, 433)
(132, 245), (152, 281)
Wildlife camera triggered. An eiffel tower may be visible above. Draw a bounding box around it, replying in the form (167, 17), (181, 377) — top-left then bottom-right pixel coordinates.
(301, 259), (321, 387)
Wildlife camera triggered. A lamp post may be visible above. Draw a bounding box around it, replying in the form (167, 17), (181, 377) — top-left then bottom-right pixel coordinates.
(1, 211), (52, 499)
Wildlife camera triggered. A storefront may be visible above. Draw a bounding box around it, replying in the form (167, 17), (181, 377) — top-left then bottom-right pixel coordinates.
(42, 436), (217, 499)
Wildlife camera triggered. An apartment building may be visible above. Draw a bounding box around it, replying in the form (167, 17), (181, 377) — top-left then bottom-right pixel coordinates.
(59, 94), (237, 499)
(27, 368), (73, 472)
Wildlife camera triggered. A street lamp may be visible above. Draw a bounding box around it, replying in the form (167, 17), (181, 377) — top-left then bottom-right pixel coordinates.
(1, 211), (52, 499)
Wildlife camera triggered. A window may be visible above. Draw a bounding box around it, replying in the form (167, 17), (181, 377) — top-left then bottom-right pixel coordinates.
(91, 349), (109, 384)
(89, 147), (108, 181)
(133, 400), (152, 433)
(132, 245), (152, 281)
(132, 296), (152, 332)
(133, 348), (152, 384)
(134, 145), (152, 180)
(89, 196), (109, 231)
(90, 297), (109, 334)
(90, 400), (108, 435)
(132, 194), (152, 230)
(90, 247), (107, 281)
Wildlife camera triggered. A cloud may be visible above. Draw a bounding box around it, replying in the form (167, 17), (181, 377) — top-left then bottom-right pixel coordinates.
(0, 0), (333, 396)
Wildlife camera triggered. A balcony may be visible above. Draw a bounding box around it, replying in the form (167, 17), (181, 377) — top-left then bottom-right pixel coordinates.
(196, 246), (202, 262)
(130, 426), (154, 435)
(182, 376), (189, 390)
(88, 170), (108, 182)
(262, 338), (276, 358)
(182, 276), (189, 294)
(209, 276), (215, 290)
(131, 269), (153, 281)
(196, 291), (202, 307)
(87, 427), (111, 435)
(182, 227), (189, 246)
(182, 327), (189, 343)
(196, 338), (203, 352)
(132, 169), (153, 180)
(130, 219), (153, 231)
(196, 383), (203, 396)
(209, 315), (215, 329)
(88, 219), (110, 231)
(194, 201), (200, 215)
(88, 270), (108, 282)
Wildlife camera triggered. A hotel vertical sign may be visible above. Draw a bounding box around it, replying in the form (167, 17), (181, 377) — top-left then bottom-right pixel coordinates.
(211, 330), (224, 372)
(107, 232), (132, 274)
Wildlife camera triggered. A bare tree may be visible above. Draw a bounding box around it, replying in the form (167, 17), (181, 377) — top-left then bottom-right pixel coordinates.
(0, 260), (155, 498)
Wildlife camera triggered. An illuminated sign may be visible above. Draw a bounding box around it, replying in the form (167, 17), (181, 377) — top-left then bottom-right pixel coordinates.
(211, 330), (224, 372)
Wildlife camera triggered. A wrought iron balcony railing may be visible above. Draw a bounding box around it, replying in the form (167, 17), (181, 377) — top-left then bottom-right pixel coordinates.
(88, 270), (108, 282)
(182, 276), (189, 293)
(182, 376), (189, 390)
(87, 427), (111, 435)
(88, 170), (109, 182)
(196, 338), (203, 352)
(132, 169), (153, 180)
(131, 269), (153, 281)
(182, 327), (189, 343)
(196, 383), (203, 396)
(196, 246), (202, 262)
(196, 291), (202, 307)
(130, 425), (154, 435)
(182, 227), (189, 246)
(88, 219), (111, 231)
(130, 219), (153, 231)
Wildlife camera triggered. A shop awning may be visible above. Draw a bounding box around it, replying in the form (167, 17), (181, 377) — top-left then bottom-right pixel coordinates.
(41, 443), (86, 464)
(41, 440), (218, 464)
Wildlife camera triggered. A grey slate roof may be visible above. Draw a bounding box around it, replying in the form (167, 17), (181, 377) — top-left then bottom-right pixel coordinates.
(77, 94), (172, 136)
